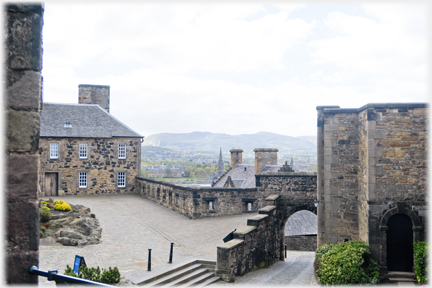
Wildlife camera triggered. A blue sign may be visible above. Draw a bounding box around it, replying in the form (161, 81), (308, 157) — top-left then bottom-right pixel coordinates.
(73, 255), (86, 275)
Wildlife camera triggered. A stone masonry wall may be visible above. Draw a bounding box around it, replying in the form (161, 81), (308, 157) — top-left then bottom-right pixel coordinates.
(320, 109), (361, 243)
(318, 103), (427, 268)
(5, 3), (43, 284)
(364, 105), (427, 263)
(136, 177), (259, 219)
(216, 197), (283, 282)
(136, 173), (316, 219)
(285, 235), (317, 251)
(40, 137), (141, 195)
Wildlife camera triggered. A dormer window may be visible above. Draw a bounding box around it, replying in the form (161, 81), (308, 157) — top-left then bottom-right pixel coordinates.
(64, 122), (72, 128)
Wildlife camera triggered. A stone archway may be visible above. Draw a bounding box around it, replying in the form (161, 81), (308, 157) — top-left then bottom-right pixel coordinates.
(379, 203), (423, 271)
(278, 204), (317, 258)
(285, 209), (317, 251)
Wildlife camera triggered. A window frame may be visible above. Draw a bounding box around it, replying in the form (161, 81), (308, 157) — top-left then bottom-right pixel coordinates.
(50, 142), (59, 159)
(118, 143), (126, 159)
(79, 143), (88, 159)
(117, 172), (126, 188)
(79, 172), (87, 188)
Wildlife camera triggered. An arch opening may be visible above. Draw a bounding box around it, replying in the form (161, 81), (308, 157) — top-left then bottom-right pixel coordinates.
(387, 213), (413, 272)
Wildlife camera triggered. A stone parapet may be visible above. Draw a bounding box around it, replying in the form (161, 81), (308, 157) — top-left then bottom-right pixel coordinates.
(216, 200), (282, 282)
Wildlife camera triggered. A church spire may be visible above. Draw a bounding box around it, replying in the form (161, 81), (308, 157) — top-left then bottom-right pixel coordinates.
(218, 147), (223, 175)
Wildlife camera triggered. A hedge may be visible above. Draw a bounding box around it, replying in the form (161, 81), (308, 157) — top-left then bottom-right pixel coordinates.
(414, 241), (428, 284)
(315, 241), (380, 285)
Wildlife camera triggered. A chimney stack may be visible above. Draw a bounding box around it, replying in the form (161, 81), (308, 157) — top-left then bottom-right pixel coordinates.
(254, 148), (278, 174)
(230, 148), (243, 167)
(78, 84), (110, 113)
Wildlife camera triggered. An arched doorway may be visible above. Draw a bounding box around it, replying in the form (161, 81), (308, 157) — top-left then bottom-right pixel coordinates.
(387, 213), (413, 272)
(284, 208), (317, 251)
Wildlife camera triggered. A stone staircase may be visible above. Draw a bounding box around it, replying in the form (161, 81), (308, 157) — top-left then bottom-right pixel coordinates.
(133, 259), (220, 287)
(387, 271), (416, 285)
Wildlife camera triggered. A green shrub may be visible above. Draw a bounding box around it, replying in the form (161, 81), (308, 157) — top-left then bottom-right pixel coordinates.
(414, 241), (428, 284)
(41, 206), (51, 212)
(100, 267), (120, 284)
(316, 241), (380, 285)
(64, 264), (121, 284)
(314, 243), (336, 272)
(49, 198), (54, 204)
(40, 210), (52, 222)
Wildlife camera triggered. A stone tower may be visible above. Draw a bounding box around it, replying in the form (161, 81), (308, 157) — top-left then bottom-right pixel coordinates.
(78, 84), (110, 113)
(254, 148), (278, 174)
(230, 148), (243, 167)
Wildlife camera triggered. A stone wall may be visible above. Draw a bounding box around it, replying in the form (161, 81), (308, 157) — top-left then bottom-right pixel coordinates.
(40, 137), (141, 195)
(136, 177), (259, 219)
(285, 235), (317, 251)
(136, 173), (317, 219)
(5, 3), (43, 284)
(317, 103), (428, 268)
(216, 196), (283, 282)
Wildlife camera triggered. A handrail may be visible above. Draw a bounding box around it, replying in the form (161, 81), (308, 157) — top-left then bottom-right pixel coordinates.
(28, 266), (115, 286)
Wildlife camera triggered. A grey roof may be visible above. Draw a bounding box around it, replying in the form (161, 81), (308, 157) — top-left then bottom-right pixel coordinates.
(285, 210), (317, 236)
(212, 164), (256, 188)
(40, 103), (143, 138)
(260, 165), (282, 173)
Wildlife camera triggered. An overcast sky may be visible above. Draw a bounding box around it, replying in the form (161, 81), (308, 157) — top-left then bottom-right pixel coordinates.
(41, 2), (428, 138)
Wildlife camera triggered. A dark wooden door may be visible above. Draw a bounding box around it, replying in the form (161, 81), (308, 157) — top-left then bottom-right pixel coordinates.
(387, 213), (413, 271)
(44, 173), (58, 196)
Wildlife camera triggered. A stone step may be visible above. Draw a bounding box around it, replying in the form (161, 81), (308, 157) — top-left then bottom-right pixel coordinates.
(163, 268), (209, 287)
(184, 272), (215, 286)
(388, 271), (416, 284)
(133, 259), (199, 285)
(145, 264), (203, 286)
(193, 276), (221, 287)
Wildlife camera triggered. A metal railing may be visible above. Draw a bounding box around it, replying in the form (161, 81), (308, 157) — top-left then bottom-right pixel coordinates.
(28, 266), (115, 286)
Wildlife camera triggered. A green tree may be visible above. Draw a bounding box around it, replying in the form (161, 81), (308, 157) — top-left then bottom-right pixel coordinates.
(165, 167), (172, 177)
(195, 167), (205, 178)
(205, 167), (213, 177)
(184, 166), (193, 177)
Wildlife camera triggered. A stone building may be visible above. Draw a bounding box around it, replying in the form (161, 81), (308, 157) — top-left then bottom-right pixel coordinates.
(317, 103), (427, 273)
(39, 85), (144, 196)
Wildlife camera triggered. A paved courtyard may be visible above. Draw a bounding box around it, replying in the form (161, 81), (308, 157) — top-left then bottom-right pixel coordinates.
(39, 193), (317, 286)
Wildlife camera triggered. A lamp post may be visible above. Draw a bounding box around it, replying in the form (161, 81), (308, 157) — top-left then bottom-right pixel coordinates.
(314, 198), (319, 208)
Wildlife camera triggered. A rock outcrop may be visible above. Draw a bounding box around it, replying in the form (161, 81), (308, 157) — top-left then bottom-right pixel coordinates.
(46, 204), (102, 246)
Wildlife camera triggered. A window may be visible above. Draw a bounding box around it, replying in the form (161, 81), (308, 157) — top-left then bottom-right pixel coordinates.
(79, 143), (88, 159)
(118, 172), (126, 187)
(79, 172), (87, 188)
(118, 144), (126, 159)
(50, 143), (58, 159)
(209, 201), (213, 210)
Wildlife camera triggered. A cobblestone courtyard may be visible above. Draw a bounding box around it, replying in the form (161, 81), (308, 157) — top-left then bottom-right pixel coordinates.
(39, 193), (316, 286)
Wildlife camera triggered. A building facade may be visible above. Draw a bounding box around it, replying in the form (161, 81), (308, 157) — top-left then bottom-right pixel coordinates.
(317, 103), (427, 272)
(39, 85), (143, 196)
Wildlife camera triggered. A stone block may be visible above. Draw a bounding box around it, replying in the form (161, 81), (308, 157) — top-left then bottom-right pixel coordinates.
(6, 251), (38, 284)
(6, 70), (41, 110)
(324, 124), (339, 132)
(6, 200), (39, 253)
(6, 4), (43, 70)
(7, 109), (39, 152)
(7, 154), (39, 200)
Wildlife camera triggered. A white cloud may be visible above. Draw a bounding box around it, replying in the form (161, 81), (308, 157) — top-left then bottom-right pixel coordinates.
(41, 2), (428, 138)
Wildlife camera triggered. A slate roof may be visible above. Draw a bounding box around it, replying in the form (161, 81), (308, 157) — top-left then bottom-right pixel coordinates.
(212, 164), (256, 188)
(40, 103), (143, 138)
(285, 210), (317, 236)
(260, 165), (281, 173)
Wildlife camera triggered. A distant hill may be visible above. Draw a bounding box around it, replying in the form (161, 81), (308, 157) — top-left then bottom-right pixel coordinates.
(142, 131), (317, 156)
